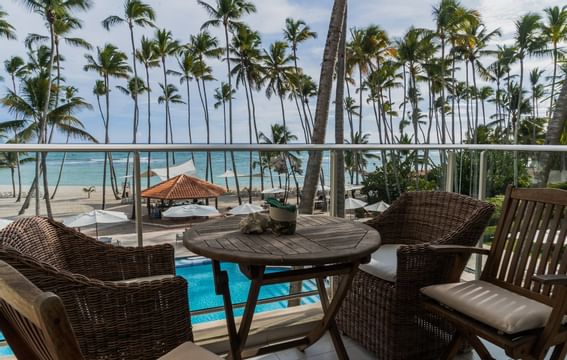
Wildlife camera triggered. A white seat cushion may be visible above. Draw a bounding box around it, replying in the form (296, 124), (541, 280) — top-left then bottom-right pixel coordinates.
(159, 341), (221, 360)
(359, 244), (402, 283)
(111, 274), (174, 284)
(421, 280), (554, 334)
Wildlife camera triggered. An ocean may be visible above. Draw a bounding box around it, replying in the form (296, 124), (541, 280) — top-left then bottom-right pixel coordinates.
(0, 150), (342, 190)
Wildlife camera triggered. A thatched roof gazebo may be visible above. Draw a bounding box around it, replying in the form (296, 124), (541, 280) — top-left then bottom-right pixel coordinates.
(141, 174), (226, 208)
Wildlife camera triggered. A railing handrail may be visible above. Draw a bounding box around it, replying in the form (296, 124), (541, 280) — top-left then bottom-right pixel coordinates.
(0, 143), (565, 152)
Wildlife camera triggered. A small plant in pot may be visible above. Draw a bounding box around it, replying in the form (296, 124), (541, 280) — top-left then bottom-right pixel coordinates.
(267, 198), (297, 235)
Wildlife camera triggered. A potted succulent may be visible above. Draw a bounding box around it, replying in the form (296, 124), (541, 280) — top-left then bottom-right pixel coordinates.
(267, 198), (297, 235)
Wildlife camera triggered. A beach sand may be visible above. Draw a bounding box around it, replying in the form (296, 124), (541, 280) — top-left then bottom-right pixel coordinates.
(0, 184), (309, 256)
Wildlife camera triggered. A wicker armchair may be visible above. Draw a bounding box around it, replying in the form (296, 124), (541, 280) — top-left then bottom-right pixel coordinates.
(0, 217), (192, 360)
(336, 191), (494, 360)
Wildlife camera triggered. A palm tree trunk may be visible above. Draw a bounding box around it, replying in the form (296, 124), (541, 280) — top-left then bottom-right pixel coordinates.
(186, 79), (194, 160)
(102, 75), (110, 210)
(51, 134), (70, 199)
(162, 57), (170, 179)
(335, 5), (347, 217)
(146, 65), (152, 190)
(299, 0), (347, 214)
(539, 69), (567, 185)
(129, 22), (140, 145)
(514, 58), (524, 186)
(222, 99), (229, 191)
(243, 77), (253, 203)
(549, 45), (558, 117)
(10, 168), (15, 198)
(202, 79), (215, 183)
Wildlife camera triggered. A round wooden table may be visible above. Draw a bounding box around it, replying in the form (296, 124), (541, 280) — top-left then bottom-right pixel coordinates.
(184, 215), (381, 360)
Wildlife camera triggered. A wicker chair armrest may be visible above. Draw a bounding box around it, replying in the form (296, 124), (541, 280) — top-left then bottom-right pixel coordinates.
(395, 244), (464, 289)
(532, 274), (567, 286)
(430, 203), (494, 247)
(428, 245), (490, 256)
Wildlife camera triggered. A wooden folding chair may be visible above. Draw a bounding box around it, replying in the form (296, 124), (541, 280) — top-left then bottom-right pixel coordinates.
(422, 186), (567, 360)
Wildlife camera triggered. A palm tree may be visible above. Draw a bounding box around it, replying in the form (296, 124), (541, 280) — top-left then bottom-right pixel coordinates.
(0, 5), (16, 40)
(529, 68), (545, 118)
(153, 29), (179, 178)
(259, 124), (300, 190)
(84, 44), (131, 209)
(0, 152), (34, 198)
(542, 6), (567, 116)
(158, 83), (185, 179)
(213, 83), (235, 191)
(103, 0), (155, 146)
(51, 86), (96, 198)
(116, 77), (147, 196)
(189, 31), (222, 184)
(283, 18), (317, 139)
(4, 56), (29, 202)
(300, 0), (347, 214)
(199, 0), (256, 206)
(17, 0), (92, 217)
(136, 36), (159, 188)
(177, 50), (197, 159)
(262, 41), (294, 128)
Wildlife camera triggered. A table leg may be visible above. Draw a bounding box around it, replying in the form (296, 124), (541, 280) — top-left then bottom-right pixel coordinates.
(316, 278), (348, 360)
(299, 263), (359, 359)
(212, 261), (241, 360)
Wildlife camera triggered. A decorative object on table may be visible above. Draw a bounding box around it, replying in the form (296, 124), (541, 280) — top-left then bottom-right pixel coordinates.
(238, 213), (270, 234)
(228, 203), (264, 215)
(266, 198), (297, 235)
(62, 209), (128, 238)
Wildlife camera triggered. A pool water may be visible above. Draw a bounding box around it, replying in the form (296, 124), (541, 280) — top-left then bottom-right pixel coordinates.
(0, 258), (320, 356)
(179, 259), (319, 324)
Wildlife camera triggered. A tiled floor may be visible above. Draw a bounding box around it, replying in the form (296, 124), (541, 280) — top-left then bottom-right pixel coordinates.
(249, 333), (517, 360)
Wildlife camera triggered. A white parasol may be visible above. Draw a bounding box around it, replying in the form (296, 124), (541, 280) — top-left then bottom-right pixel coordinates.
(364, 201), (390, 213)
(228, 203), (265, 215)
(162, 204), (220, 218)
(63, 210), (129, 237)
(345, 198), (368, 210)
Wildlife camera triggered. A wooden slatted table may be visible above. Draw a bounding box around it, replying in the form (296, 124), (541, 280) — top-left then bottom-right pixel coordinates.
(184, 215), (381, 360)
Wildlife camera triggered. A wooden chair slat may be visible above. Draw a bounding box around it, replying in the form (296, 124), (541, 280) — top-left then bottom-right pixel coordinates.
(533, 204), (564, 293)
(513, 201), (545, 287)
(507, 200), (537, 284)
(542, 209), (567, 296)
(524, 203), (555, 291)
(497, 199), (527, 282)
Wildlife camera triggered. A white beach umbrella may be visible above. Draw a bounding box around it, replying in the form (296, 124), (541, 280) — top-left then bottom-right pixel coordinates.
(63, 210), (129, 237)
(345, 184), (364, 191)
(162, 204), (220, 218)
(345, 198), (367, 210)
(0, 218), (13, 230)
(364, 201), (390, 213)
(218, 170), (235, 178)
(228, 203), (264, 215)
(261, 188), (285, 195)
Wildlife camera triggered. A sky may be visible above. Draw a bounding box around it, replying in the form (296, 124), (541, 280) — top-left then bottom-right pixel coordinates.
(0, 0), (564, 145)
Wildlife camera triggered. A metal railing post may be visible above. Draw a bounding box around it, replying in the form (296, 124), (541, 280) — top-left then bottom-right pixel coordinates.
(329, 150), (337, 217)
(476, 151), (488, 280)
(445, 151), (456, 192)
(133, 152), (143, 247)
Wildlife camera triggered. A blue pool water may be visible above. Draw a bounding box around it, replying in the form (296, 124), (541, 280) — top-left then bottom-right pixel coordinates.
(178, 258), (319, 324)
(0, 258), (320, 356)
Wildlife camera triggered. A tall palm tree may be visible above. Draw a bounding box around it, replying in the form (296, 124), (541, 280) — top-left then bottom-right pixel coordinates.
(136, 36), (159, 188)
(189, 31), (222, 184)
(283, 18), (317, 139)
(0, 5), (16, 40)
(4, 56), (29, 202)
(84, 44), (131, 209)
(199, 0), (256, 206)
(17, 0), (92, 217)
(529, 68), (545, 118)
(213, 83), (235, 191)
(300, 0), (347, 214)
(177, 50), (197, 158)
(542, 5), (567, 116)
(103, 0), (155, 146)
(513, 13), (542, 185)
(51, 86), (96, 198)
(153, 29), (179, 178)
(158, 84), (185, 170)
(116, 77), (147, 196)
(262, 41), (294, 128)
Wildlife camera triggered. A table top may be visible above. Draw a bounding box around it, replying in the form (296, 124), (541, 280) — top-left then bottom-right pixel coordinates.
(183, 215), (381, 266)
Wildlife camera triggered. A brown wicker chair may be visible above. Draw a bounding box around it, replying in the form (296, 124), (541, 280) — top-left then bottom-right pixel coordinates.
(336, 191), (494, 360)
(0, 216), (192, 360)
(0, 260), (220, 360)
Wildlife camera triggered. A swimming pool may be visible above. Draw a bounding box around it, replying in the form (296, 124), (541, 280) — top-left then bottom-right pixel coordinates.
(177, 257), (319, 323)
(0, 258), (320, 356)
